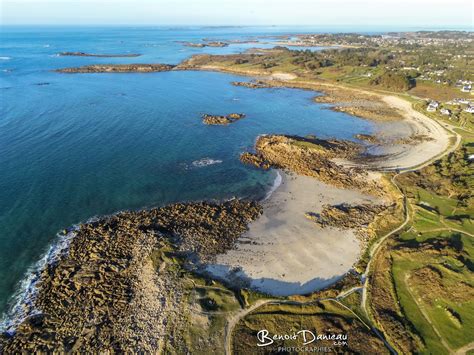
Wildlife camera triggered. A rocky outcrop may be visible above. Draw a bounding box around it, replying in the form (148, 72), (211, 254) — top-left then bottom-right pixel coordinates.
(240, 135), (384, 194)
(205, 41), (229, 47)
(58, 52), (141, 57)
(306, 203), (388, 229)
(240, 152), (271, 169)
(56, 64), (175, 73)
(354, 133), (381, 144)
(202, 113), (246, 125)
(305, 202), (392, 247)
(182, 41), (229, 48)
(392, 134), (434, 145)
(231, 81), (272, 89)
(0, 200), (261, 352)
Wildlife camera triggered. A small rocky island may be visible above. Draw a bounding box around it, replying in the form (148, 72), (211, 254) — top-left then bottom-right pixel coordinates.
(182, 41), (229, 48)
(56, 63), (175, 73)
(202, 113), (246, 125)
(58, 52), (141, 57)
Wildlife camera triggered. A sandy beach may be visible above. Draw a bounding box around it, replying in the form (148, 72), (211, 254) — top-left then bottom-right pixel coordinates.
(207, 171), (383, 296)
(370, 95), (452, 170)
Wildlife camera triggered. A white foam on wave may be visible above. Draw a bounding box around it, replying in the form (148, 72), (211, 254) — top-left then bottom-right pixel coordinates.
(0, 57), (12, 60)
(0, 227), (78, 333)
(191, 158), (223, 168)
(264, 170), (282, 200)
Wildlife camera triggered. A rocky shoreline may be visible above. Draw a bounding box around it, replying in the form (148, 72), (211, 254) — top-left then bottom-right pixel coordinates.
(58, 52), (141, 57)
(0, 200), (261, 352)
(354, 133), (381, 144)
(202, 113), (246, 125)
(240, 134), (386, 195)
(231, 80), (272, 89)
(56, 63), (175, 73)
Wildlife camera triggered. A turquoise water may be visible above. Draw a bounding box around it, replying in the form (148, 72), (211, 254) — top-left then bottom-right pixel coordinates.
(0, 26), (375, 319)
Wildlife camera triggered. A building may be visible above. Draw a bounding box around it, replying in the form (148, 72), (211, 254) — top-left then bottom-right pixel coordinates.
(464, 106), (474, 114)
(461, 85), (472, 93)
(440, 108), (451, 115)
(426, 101), (439, 112)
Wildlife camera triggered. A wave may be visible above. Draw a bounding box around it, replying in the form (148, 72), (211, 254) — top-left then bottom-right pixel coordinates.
(264, 170), (282, 200)
(191, 158), (223, 168)
(0, 57), (11, 60)
(0, 227), (78, 333)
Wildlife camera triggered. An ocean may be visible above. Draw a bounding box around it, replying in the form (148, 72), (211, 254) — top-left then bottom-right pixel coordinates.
(0, 26), (376, 322)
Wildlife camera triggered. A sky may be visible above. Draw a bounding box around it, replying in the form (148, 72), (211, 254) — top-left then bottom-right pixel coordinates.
(0, 0), (473, 28)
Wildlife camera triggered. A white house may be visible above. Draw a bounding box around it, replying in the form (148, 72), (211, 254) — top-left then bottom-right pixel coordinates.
(461, 85), (472, 93)
(464, 106), (474, 114)
(440, 108), (451, 115)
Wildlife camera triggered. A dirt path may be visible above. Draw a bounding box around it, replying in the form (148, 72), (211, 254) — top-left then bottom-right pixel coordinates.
(224, 299), (276, 355)
(455, 342), (474, 355)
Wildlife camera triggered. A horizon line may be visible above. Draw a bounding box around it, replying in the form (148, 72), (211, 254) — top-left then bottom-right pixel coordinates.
(1, 23), (472, 30)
